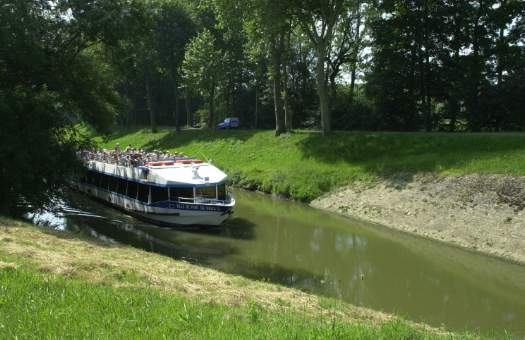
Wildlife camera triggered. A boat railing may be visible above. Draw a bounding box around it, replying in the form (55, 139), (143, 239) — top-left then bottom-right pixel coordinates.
(79, 152), (201, 168)
(169, 196), (233, 205)
(80, 154), (150, 168)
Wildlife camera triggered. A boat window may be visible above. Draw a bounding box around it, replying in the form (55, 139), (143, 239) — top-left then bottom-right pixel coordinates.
(218, 183), (226, 200)
(93, 172), (102, 187)
(127, 180), (138, 199)
(80, 171), (87, 183)
(137, 183), (150, 203)
(117, 178), (127, 196)
(196, 186), (216, 199)
(108, 176), (118, 193)
(151, 186), (169, 203)
(170, 187), (194, 201)
(101, 174), (109, 190)
(86, 170), (94, 184)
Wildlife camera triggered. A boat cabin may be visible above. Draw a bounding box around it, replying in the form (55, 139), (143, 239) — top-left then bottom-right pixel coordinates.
(80, 169), (228, 206)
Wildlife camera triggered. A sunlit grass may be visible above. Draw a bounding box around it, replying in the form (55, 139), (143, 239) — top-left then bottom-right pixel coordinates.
(1, 222), (513, 340)
(86, 126), (525, 201)
(0, 267), (492, 340)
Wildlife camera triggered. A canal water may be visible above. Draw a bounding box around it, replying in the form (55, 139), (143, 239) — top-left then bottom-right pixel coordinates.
(35, 189), (525, 336)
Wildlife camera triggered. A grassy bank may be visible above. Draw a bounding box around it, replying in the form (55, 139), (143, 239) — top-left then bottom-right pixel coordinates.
(89, 126), (525, 202)
(1, 218), (513, 339)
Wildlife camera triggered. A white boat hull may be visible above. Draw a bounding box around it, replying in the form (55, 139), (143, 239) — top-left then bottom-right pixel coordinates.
(71, 181), (234, 228)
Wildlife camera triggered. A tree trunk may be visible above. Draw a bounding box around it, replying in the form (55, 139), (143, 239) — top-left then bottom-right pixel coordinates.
(497, 0), (507, 86)
(284, 74), (291, 129)
(146, 67), (157, 133)
(255, 85), (259, 129)
(185, 88), (192, 127)
(316, 39), (331, 137)
(284, 23), (292, 129)
(329, 71), (337, 104)
(207, 84), (215, 128)
(350, 7), (361, 97)
(449, 1), (461, 133)
(125, 78), (130, 129)
(448, 96), (459, 132)
(173, 78), (180, 131)
(423, 0), (431, 132)
(469, 0), (483, 131)
(272, 29), (286, 136)
(0, 192), (12, 217)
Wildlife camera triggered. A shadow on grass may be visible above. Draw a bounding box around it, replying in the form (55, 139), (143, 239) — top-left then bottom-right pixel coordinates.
(108, 125), (259, 151)
(295, 131), (525, 178)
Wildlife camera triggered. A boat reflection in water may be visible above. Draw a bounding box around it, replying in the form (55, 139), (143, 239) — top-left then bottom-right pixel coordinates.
(30, 191), (254, 267)
(47, 189), (253, 266)
(67, 216), (255, 266)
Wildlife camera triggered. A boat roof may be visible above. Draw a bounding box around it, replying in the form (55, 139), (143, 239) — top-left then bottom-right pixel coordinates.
(147, 163), (228, 187)
(87, 160), (228, 187)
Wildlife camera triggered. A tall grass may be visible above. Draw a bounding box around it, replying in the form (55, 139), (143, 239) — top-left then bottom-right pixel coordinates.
(0, 266), (502, 340)
(1, 220), (520, 339)
(89, 127), (525, 201)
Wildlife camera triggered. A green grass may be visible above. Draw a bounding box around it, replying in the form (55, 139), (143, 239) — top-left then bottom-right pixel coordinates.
(0, 266), (503, 340)
(1, 220), (520, 339)
(88, 126), (525, 201)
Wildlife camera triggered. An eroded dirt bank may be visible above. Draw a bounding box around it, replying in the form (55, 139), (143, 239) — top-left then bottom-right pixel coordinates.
(311, 173), (525, 264)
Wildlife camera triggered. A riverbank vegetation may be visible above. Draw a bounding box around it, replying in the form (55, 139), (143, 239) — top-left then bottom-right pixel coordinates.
(92, 126), (525, 202)
(2, 0), (524, 218)
(0, 218), (515, 339)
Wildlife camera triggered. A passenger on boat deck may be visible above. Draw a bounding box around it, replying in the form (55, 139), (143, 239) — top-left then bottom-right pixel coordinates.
(129, 154), (138, 166)
(115, 143), (121, 155)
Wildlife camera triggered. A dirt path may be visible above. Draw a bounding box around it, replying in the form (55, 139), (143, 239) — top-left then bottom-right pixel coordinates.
(310, 173), (525, 264)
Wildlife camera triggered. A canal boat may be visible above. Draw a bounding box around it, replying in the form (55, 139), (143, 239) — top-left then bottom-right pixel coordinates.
(70, 154), (235, 228)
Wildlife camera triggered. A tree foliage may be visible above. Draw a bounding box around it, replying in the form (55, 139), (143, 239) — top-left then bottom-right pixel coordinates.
(0, 0), (153, 216)
(365, 0), (525, 132)
(182, 29), (224, 128)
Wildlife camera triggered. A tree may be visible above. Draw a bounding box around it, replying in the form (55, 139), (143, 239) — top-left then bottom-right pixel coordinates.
(0, 0), (154, 216)
(365, 0), (448, 131)
(293, 0), (346, 137)
(207, 0), (290, 135)
(326, 1), (365, 104)
(182, 29), (224, 128)
(156, 0), (199, 130)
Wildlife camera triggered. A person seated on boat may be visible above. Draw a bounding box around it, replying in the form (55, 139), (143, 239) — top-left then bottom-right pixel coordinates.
(129, 154), (139, 167)
(164, 151), (171, 160)
(179, 152), (184, 158)
(149, 151), (156, 161)
(137, 153), (145, 166)
(150, 152), (158, 162)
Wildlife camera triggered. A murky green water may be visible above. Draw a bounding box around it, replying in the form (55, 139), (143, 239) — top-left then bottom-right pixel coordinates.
(39, 189), (525, 336)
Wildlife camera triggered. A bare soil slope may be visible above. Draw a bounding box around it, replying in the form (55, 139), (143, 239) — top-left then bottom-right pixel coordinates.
(311, 174), (525, 264)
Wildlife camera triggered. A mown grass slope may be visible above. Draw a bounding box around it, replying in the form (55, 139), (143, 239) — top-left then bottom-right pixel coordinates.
(90, 126), (525, 201)
(1, 218), (510, 339)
